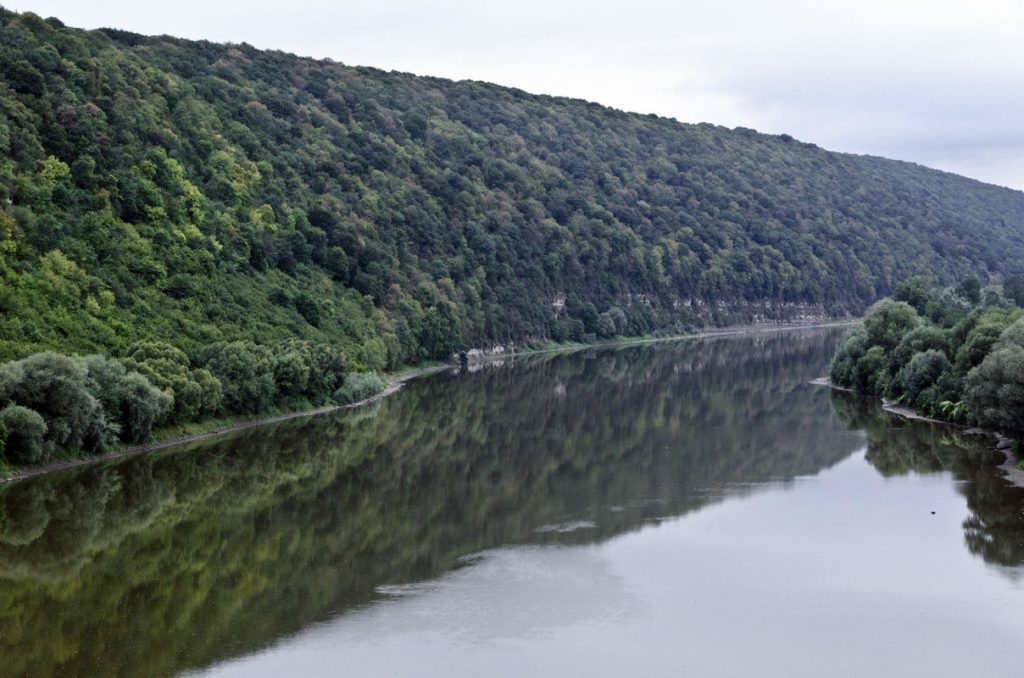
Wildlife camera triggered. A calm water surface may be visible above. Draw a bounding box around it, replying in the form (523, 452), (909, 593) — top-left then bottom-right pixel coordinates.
(1, 328), (1023, 677)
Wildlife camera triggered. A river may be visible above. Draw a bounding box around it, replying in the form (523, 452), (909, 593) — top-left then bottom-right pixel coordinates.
(0, 328), (1021, 677)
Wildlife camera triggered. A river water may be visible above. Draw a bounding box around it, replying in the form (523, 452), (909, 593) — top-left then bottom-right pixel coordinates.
(0, 328), (1022, 677)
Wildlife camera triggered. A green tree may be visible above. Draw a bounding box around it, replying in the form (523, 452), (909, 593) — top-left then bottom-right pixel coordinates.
(199, 342), (278, 413)
(1003, 275), (1024, 307)
(863, 300), (921, 352)
(0, 352), (113, 453)
(963, 346), (1024, 431)
(79, 355), (171, 443)
(123, 342), (222, 423)
(0, 405), (48, 465)
(956, 275), (983, 305)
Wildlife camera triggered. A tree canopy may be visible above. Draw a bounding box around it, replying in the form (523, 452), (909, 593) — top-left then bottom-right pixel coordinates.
(831, 278), (1024, 432)
(2, 8), (1024, 371)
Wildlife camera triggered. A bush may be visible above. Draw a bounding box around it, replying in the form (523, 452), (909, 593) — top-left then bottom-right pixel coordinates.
(858, 345), (890, 394)
(894, 350), (952, 398)
(273, 351), (310, 397)
(890, 350), (955, 416)
(122, 342), (223, 423)
(829, 327), (868, 387)
(888, 326), (948, 376)
(0, 352), (111, 453)
(0, 405), (48, 465)
(80, 355), (172, 443)
(117, 372), (173, 443)
(272, 340), (348, 404)
(198, 341), (277, 414)
(863, 299), (921, 352)
(333, 372), (385, 405)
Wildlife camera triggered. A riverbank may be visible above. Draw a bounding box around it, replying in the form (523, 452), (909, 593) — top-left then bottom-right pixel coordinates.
(0, 364), (453, 484)
(0, 321), (856, 484)
(810, 377), (1024, 488)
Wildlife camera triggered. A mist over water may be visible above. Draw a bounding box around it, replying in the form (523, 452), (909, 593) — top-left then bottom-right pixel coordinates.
(0, 328), (1021, 677)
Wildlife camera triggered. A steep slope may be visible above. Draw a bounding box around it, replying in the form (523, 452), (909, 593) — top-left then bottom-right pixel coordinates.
(2, 9), (1023, 366)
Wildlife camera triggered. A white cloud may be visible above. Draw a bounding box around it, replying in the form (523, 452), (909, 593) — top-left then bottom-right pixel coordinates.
(9, 0), (1024, 189)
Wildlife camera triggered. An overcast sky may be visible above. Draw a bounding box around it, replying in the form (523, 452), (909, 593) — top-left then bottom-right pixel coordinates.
(9, 0), (1024, 190)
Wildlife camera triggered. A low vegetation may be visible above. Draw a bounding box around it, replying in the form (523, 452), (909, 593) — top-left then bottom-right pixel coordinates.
(830, 275), (1024, 433)
(0, 341), (392, 467)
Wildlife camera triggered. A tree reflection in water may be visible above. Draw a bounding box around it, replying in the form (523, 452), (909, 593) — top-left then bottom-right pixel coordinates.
(831, 391), (1024, 575)
(0, 328), (1019, 677)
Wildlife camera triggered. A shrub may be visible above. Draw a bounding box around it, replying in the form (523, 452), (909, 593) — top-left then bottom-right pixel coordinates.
(117, 372), (173, 443)
(0, 352), (111, 453)
(0, 405), (48, 465)
(273, 350), (310, 397)
(122, 342), (223, 423)
(963, 344), (1024, 432)
(80, 355), (173, 442)
(198, 341), (277, 414)
(890, 350), (955, 416)
(333, 372), (385, 405)
(863, 299), (921, 352)
(888, 326), (948, 376)
(829, 327), (868, 387)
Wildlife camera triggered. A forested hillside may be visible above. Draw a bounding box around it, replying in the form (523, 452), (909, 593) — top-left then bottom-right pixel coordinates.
(3, 8), (1024, 369)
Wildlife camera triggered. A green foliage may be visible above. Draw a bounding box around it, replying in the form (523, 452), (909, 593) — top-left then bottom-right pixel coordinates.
(122, 342), (222, 423)
(863, 300), (920, 352)
(198, 341), (277, 414)
(333, 372), (385, 405)
(956, 275), (983, 305)
(888, 325), (948, 375)
(1, 8), (1024, 370)
(890, 349), (955, 416)
(0, 405), (47, 464)
(833, 283), (1024, 430)
(0, 352), (113, 453)
(962, 318), (1024, 432)
(0, 334), (351, 465)
(952, 308), (1023, 375)
(1003, 276), (1024, 307)
(893, 276), (933, 315)
(274, 340), (348, 403)
(117, 372), (174, 443)
(861, 345), (890, 395)
(829, 327), (867, 388)
(79, 355), (172, 443)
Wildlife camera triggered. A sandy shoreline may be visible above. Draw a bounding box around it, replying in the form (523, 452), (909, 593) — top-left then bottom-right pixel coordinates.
(0, 321), (855, 485)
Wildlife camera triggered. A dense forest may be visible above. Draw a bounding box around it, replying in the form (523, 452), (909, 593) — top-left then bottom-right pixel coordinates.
(830, 275), (1024, 435)
(3, 8), (1024, 462)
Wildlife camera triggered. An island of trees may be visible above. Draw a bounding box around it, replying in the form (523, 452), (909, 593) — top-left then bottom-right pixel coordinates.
(830, 275), (1024, 435)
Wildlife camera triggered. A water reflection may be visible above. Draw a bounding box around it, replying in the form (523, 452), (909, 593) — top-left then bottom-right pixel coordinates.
(831, 392), (1024, 576)
(0, 329), (1019, 677)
